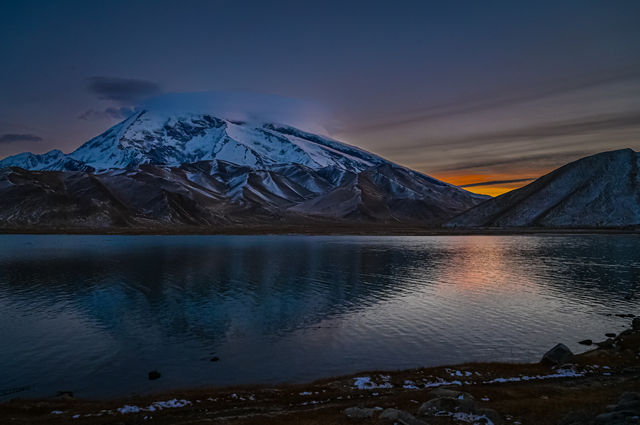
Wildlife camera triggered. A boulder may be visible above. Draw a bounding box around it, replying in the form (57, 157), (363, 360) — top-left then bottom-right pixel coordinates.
(595, 410), (639, 424)
(148, 370), (161, 380)
(595, 339), (615, 349)
(379, 408), (401, 420)
(558, 411), (593, 425)
(476, 407), (503, 425)
(55, 391), (74, 400)
(613, 399), (640, 413)
(578, 339), (593, 346)
(419, 397), (476, 416)
(379, 408), (427, 424)
(541, 343), (574, 366)
(594, 392), (640, 424)
(619, 392), (640, 403)
(344, 407), (375, 419)
(632, 317), (640, 330)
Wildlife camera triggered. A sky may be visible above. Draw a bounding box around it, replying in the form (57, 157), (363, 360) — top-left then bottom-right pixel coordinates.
(1, 0), (639, 196)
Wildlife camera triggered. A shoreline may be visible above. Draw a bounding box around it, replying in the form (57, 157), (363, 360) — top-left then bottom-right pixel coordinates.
(1, 225), (639, 236)
(3, 323), (639, 424)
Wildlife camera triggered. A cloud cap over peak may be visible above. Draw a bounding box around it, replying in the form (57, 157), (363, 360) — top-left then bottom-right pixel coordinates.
(141, 91), (333, 135)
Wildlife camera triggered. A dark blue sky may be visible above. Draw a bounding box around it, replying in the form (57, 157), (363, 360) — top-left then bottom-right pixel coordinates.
(1, 0), (639, 194)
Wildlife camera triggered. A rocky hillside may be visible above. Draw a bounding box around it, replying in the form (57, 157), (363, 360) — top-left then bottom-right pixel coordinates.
(446, 149), (640, 228)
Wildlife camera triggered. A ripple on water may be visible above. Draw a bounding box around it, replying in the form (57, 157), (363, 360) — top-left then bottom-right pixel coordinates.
(0, 234), (638, 399)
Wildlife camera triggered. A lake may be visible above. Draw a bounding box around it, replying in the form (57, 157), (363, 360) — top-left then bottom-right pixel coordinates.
(0, 234), (637, 399)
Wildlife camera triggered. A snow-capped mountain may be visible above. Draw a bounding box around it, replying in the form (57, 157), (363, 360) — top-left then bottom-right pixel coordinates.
(446, 149), (640, 228)
(0, 110), (385, 172)
(0, 110), (487, 230)
(0, 149), (89, 171)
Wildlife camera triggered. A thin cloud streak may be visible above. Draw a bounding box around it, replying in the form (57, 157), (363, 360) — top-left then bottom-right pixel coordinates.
(403, 112), (640, 151)
(461, 178), (536, 188)
(87, 77), (162, 104)
(0, 133), (42, 144)
(433, 150), (593, 173)
(344, 68), (640, 133)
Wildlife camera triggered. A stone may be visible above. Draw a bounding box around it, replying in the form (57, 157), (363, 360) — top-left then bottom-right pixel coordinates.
(344, 407), (375, 418)
(419, 397), (476, 416)
(595, 410), (639, 424)
(148, 370), (161, 380)
(210, 356), (220, 362)
(632, 317), (640, 330)
(619, 392), (640, 403)
(476, 407), (503, 425)
(427, 388), (474, 400)
(605, 333), (617, 338)
(55, 391), (74, 400)
(578, 339), (593, 345)
(379, 408), (427, 425)
(541, 343), (574, 366)
(379, 408), (401, 420)
(558, 410), (593, 425)
(595, 339), (615, 349)
(613, 400), (640, 413)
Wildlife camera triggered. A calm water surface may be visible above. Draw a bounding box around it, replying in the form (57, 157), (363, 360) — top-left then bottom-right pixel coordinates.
(0, 234), (638, 399)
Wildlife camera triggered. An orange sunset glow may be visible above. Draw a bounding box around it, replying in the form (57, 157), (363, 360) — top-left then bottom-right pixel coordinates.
(434, 173), (538, 197)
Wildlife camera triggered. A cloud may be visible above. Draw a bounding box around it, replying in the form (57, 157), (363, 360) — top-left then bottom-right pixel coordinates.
(461, 178), (535, 188)
(432, 113), (640, 147)
(435, 150), (594, 173)
(141, 91), (333, 134)
(347, 68), (640, 133)
(78, 107), (137, 121)
(0, 133), (43, 144)
(87, 76), (162, 104)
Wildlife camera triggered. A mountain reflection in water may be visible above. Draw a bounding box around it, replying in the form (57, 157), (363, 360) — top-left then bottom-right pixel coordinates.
(0, 235), (637, 398)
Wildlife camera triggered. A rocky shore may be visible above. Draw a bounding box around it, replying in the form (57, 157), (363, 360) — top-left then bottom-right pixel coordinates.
(1, 319), (639, 425)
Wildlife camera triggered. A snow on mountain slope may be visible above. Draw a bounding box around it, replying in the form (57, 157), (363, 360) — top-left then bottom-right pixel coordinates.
(0, 149), (89, 171)
(446, 149), (640, 228)
(0, 110), (384, 172)
(0, 110), (489, 229)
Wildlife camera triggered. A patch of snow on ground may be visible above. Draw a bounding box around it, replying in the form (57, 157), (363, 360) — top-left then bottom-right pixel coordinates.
(152, 399), (191, 409)
(423, 377), (463, 388)
(352, 375), (393, 390)
(452, 411), (495, 425)
(115, 399), (192, 415)
(403, 380), (420, 389)
(483, 368), (584, 384)
(117, 405), (141, 414)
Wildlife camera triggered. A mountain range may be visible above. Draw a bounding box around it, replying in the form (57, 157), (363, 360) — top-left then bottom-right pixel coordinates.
(1, 110), (638, 231)
(0, 110), (486, 231)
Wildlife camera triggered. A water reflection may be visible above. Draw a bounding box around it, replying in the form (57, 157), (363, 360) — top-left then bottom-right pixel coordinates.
(0, 235), (638, 399)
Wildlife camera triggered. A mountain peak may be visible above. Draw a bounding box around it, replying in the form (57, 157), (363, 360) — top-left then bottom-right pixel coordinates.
(1, 111), (388, 173)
